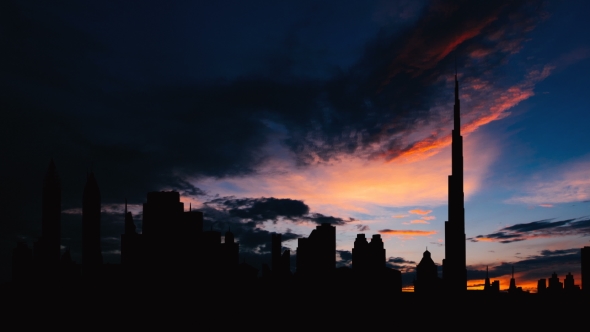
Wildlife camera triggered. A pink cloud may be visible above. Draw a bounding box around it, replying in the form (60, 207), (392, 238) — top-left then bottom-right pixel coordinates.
(379, 229), (437, 236)
(409, 209), (432, 215)
(392, 214), (408, 219)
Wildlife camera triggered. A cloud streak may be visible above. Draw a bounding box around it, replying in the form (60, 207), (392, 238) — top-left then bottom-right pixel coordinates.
(507, 158), (590, 205)
(378, 229), (437, 237)
(469, 217), (590, 243)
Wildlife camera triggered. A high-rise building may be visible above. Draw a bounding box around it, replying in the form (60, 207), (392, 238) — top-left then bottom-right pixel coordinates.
(272, 233), (282, 273)
(352, 234), (369, 271)
(548, 272), (563, 293)
(484, 266), (491, 292)
(296, 223), (335, 277)
(582, 246), (590, 293)
(121, 199), (143, 267)
(537, 278), (547, 294)
(82, 172), (103, 267)
(508, 266), (520, 294)
(443, 71), (467, 292)
(563, 272), (580, 292)
(41, 159), (61, 264)
(352, 234), (385, 273)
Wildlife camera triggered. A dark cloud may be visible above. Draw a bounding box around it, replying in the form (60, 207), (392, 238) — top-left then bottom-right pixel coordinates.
(355, 224), (370, 232)
(469, 217), (590, 243)
(206, 196), (352, 225)
(388, 257), (416, 265)
(337, 250), (352, 267)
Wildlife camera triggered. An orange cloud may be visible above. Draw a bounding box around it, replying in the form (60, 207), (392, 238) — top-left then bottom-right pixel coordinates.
(382, 13), (498, 84)
(410, 219), (429, 224)
(379, 64), (553, 164)
(379, 229), (437, 236)
(422, 216), (436, 221)
(409, 209), (432, 215)
(197, 126), (498, 220)
(539, 204), (553, 208)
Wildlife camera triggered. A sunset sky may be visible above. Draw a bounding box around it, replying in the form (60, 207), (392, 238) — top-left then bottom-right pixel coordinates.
(2, 0), (590, 291)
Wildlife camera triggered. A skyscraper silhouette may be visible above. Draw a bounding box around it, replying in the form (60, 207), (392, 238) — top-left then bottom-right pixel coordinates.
(484, 266), (490, 292)
(443, 71), (467, 292)
(582, 246), (590, 294)
(82, 172), (103, 268)
(41, 159), (61, 265)
(296, 223), (336, 278)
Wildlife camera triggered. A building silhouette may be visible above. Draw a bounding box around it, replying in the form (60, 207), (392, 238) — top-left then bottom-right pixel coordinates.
(39, 159), (62, 266)
(271, 233), (291, 279)
(537, 278), (547, 294)
(508, 266), (524, 294)
(82, 172), (103, 270)
(296, 223), (336, 278)
(582, 246), (590, 293)
(491, 280), (500, 292)
(563, 272), (580, 292)
(120, 199), (144, 269)
(443, 71), (467, 292)
(547, 272), (563, 293)
(413, 249), (441, 294)
(352, 234), (386, 272)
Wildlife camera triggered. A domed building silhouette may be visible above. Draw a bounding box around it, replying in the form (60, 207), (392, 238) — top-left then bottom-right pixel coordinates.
(414, 249), (442, 294)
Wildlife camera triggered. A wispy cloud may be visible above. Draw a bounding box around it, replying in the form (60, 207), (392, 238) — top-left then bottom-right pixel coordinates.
(378, 229), (437, 237)
(469, 217), (590, 243)
(409, 209), (432, 215)
(507, 158), (590, 205)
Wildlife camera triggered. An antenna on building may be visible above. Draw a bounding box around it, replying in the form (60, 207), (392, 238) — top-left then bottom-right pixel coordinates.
(454, 51), (457, 78)
(189, 203), (191, 212)
(125, 198), (127, 215)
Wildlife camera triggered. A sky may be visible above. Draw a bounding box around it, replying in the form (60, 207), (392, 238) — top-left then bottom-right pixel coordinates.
(1, 0), (590, 291)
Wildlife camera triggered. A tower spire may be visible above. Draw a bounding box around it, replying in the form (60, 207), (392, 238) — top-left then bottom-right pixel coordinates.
(444, 61), (466, 292)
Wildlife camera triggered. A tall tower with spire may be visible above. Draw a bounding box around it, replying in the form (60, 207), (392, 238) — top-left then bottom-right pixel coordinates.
(82, 172), (103, 268)
(41, 159), (62, 264)
(442, 70), (467, 292)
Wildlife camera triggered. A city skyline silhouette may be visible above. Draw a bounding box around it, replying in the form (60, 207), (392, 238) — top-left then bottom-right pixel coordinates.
(6, 73), (588, 297)
(2, 0), (590, 298)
